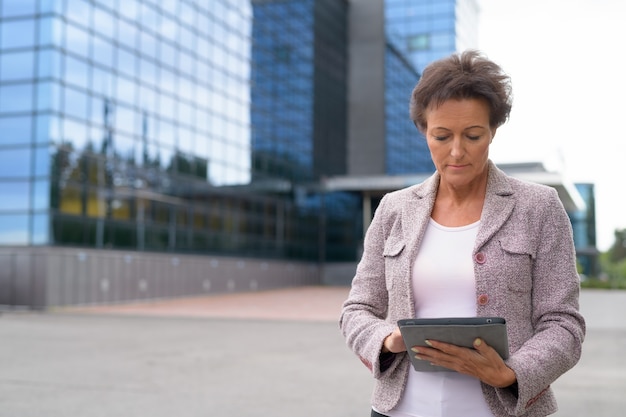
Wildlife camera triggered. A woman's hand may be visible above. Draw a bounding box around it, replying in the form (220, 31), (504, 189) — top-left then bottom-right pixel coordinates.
(382, 327), (406, 353)
(411, 338), (516, 388)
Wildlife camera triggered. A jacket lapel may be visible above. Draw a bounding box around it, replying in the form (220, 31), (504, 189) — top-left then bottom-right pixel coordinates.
(474, 161), (516, 252)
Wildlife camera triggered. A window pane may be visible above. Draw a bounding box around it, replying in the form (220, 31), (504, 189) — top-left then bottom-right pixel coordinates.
(32, 213), (50, 244)
(33, 179), (50, 210)
(0, 83), (34, 112)
(33, 145), (51, 176)
(1, 50), (35, 81)
(0, 147), (31, 178)
(37, 47), (61, 79)
(63, 86), (89, 120)
(1, 19), (36, 49)
(0, 214), (29, 244)
(0, 115), (32, 145)
(64, 55), (89, 90)
(1, 0), (36, 17)
(0, 181), (30, 210)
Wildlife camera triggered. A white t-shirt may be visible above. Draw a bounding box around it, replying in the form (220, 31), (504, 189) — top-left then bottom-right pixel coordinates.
(383, 218), (494, 417)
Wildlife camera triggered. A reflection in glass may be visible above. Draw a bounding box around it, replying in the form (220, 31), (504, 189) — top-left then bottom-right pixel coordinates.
(0, 116), (32, 145)
(1, 51), (35, 81)
(0, 83), (34, 113)
(0, 214), (29, 244)
(0, 148), (31, 178)
(0, 181), (30, 210)
(1, 19), (35, 49)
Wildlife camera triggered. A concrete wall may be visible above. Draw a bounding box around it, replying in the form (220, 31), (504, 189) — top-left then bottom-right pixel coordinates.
(0, 247), (323, 309)
(347, 0), (386, 175)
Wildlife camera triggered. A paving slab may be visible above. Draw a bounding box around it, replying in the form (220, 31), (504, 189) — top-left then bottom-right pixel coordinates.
(0, 287), (624, 416)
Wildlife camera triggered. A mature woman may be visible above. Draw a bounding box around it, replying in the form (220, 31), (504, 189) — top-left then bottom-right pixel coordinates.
(339, 50), (585, 417)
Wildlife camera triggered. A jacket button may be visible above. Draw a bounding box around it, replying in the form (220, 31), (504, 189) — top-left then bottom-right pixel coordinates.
(478, 294), (489, 305)
(474, 252), (486, 264)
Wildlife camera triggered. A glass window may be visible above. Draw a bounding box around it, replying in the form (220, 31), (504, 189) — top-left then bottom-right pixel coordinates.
(115, 75), (136, 105)
(0, 147), (31, 178)
(1, 0), (36, 17)
(37, 47), (61, 79)
(66, 0), (91, 25)
(93, 6), (115, 40)
(62, 118), (89, 149)
(117, 19), (137, 50)
(92, 35), (114, 69)
(0, 115), (32, 145)
(0, 83), (34, 112)
(1, 19), (36, 49)
(119, 0), (138, 20)
(65, 23), (90, 59)
(1, 50), (35, 81)
(139, 31), (158, 60)
(64, 55), (89, 90)
(0, 214), (29, 244)
(0, 181), (30, 209)
(116, 47), (137, 78)
(33, 179), (50, 210)
(36, 81), (61, 112)
(63, 86), (90, 120)
(33, 145), (51, 177)
(31, 213), (49, 244)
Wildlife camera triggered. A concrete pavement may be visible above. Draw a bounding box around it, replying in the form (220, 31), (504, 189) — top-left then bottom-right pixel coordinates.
(0, 287), (625, 416)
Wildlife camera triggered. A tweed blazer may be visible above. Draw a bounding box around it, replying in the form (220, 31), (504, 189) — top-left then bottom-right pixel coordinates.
(340, 161), (585, 417)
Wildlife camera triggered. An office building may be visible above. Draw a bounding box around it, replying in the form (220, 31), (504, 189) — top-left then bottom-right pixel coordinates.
(0, 0), (594, 308)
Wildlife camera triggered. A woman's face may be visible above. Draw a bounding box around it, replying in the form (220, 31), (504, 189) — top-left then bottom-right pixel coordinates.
(424, 98), (495, 190)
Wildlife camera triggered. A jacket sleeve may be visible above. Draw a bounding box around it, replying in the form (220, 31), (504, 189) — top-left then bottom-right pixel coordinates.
(494, 188), (586, 415)
(339, 195), (402, 378)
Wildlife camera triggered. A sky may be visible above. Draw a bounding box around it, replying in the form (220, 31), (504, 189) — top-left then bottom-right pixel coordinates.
(476, 0), (626, 251)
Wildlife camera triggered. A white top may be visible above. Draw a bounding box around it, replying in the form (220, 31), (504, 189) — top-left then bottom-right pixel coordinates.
(383, 218), (494, 417)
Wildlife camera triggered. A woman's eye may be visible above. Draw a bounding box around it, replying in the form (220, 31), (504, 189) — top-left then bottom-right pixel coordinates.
(434, 136), (448, 141)
(467, 135), (480, 141)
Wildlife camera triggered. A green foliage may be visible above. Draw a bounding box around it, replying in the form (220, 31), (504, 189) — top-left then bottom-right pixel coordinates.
(584, 246), (626, 290)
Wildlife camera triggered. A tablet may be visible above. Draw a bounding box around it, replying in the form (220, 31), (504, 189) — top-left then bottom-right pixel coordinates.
(397, 317), (509, 372)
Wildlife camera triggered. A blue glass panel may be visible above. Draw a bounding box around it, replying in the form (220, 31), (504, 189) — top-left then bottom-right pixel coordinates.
(0, 181), (30, 209)
(0, 115), (32, 145)
(1, 0), (36, 17)
(37, 47), (61, 79)
(32, 212), (50, 244)
(64, 55), (89, 90)
(34, 114), (51, 143)
(1, 50), (35, 81)
(36, 81), (58, 112)
(0, 214), (29, 244)
(65, 23), (90, 58)
(0, 147), (31, 178)
(0, 83), (34, 113)
(0, 19), (36, 49)
(33, 145), (51, 176)
(40, 0), (64, 14)
(33, 179), (50, 209)
(63, 87), (89, 120)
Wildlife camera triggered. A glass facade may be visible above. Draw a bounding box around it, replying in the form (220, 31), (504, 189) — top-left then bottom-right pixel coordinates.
(384, 0), (479, 74)
(570, 183), (598, 276)
(0, 0), (359, 261)
(384, 43), (434, 175)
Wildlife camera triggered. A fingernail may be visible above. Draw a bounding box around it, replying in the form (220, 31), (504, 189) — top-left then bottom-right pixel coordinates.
(414, 355), (423, 360)
(411, 347), (420, 353)
(424, 340), (433, 347)
(474, 338), (482, 347)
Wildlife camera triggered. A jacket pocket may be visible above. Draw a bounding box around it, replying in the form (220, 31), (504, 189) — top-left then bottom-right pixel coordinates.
(498, 239), (534, 293)
(383, 237), (405, 290)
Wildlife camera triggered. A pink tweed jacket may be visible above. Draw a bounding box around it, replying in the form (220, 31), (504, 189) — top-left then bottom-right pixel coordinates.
(340, 161), (585, 417)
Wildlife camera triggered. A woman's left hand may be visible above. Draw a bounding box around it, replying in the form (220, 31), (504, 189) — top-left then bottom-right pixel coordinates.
(412, 338), (516, 388)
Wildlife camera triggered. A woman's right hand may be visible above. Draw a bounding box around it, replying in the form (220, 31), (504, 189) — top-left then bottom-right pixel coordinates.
(382, 327), (405, 353)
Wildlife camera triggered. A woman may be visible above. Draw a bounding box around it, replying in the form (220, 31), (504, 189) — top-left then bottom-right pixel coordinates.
(339, 50), (585, 417)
